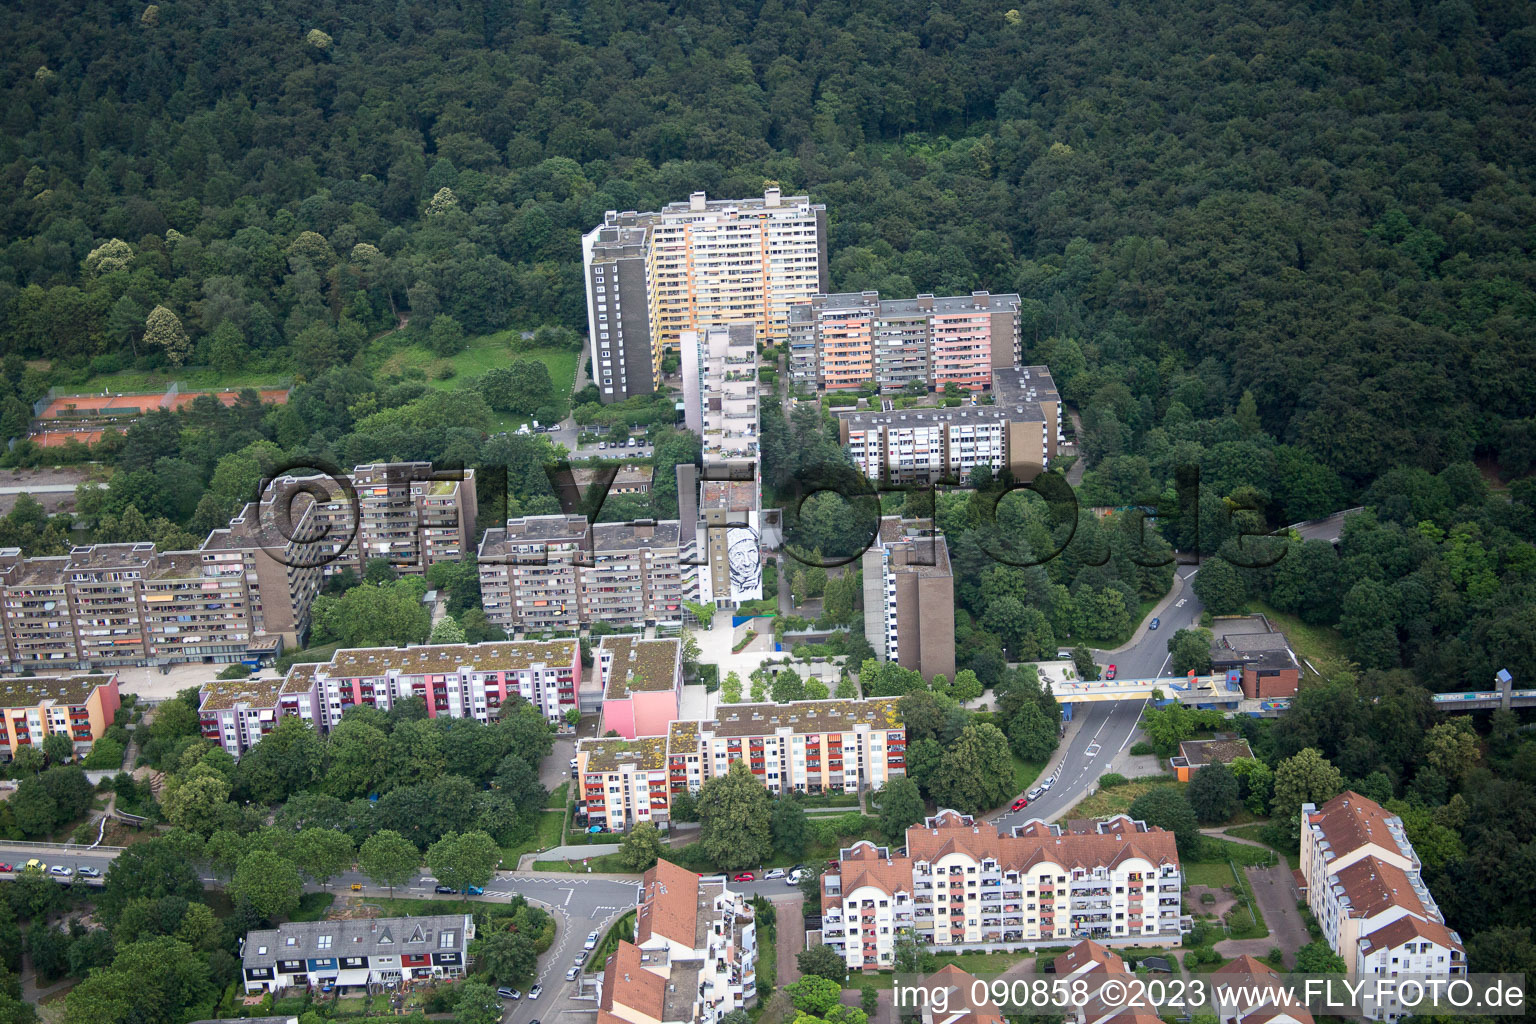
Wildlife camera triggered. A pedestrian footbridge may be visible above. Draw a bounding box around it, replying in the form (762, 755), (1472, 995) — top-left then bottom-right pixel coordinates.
(1054, 674), (1245, 719)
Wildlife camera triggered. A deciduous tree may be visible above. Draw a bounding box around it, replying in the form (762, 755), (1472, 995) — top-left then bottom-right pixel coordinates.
(697, 760), (773, 870)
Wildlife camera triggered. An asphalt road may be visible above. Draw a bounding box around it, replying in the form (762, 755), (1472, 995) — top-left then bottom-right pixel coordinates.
(988, 565), (1204, 830)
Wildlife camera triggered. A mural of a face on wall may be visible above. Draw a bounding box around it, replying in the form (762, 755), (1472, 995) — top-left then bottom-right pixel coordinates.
(727, 527), (762, 600)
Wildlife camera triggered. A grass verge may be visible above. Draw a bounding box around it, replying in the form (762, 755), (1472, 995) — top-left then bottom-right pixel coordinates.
(501, 809), (567, 867)
(1012, 754), (1046, 796)
(1062, 775), (1185, 819)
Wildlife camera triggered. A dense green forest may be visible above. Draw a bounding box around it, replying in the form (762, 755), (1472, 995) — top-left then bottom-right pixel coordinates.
(3, 0), (1533, 486)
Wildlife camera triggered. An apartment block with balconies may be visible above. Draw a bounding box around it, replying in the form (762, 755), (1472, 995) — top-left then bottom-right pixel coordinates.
(576, 735), (671, 832)
(820, 811), (1188, 970)
(310, 639), (581, 729)
(351, 463), (477, 575)
(478, 515), (684, 635)
(665, 697), (905, 798)
(198, 664), (323, 757)
(0, 672), (120, 756)
(789, 291), (1022, 392)
(616, 859), (757, 1024)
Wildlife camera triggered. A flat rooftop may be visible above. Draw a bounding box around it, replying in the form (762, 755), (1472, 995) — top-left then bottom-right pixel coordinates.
(580, 735), (668, 773)
(601, 636), (680, 699)
(695, 697), (902, 739)
(199, 672), (315, 712)
(324, 640), (577, 677)
(1177, 737), (1255, 767)
(0, 673), (115, 709)
(838, 403), (1041, 429)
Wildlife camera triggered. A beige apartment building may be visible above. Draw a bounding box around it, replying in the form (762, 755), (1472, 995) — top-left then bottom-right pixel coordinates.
(666, 697), (906, 798)
(478, 515), (685, 634)
(583, 188), (828, 402)
(861, 518), (956, 682)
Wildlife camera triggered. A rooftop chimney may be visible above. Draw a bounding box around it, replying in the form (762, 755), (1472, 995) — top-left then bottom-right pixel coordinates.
(690, 192), (707, 212)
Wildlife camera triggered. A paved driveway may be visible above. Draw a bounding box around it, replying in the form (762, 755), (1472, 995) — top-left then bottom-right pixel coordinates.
(1216, 860), (1309, 965)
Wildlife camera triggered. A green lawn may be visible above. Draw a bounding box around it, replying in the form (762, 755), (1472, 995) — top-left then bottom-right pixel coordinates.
(1224, 823), (1297, 858)
(501, 809), (567, 867)
(546, 781), (569, 809)
(371, 330), (579, 395)
(290, 891), (338, 921)
(849, 952), (1038, 988)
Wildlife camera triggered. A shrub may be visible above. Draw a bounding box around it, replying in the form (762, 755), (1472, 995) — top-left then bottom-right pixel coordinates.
(216, 663), (251, 679)
(1129, 741), (1155, 756)
(1099, 773), (1128, 788)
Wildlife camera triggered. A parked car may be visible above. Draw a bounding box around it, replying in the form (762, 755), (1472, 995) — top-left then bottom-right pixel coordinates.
(49, 865), (73, 877)
(1011, 796), (1029, 811)
(1041, 774), (1057, 790)
(786, 869), (806, 885)
(76, 866), (101, 878)
(1027, 787), (1044, 801)
(435, 885), (457, 894)
(0, 864), (12, 873)
(528, 985), (543, 999)
(1104, 664), (1117, 680)
(566, 967), (581, 981)
(732, 872), (755, 882)
(498, 988), (521, 1000)
(23, 859), (45, 872)
(763, 868), (785, 879)
(585, 931), (599, 950)
(1149, 617), (1160, 630)
(574, 951), (590, 966)
(462, 885), (485, 896)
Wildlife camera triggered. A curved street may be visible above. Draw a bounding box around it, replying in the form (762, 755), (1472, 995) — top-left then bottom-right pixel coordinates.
(991, 564), (1203, 830)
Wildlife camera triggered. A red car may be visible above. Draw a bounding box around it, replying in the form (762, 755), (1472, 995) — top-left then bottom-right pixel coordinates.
(1010, 797), (1029, 812)
(1104, 664), (1117, 680)
(0, 863), (11, 873)
(733, 872), (755, 882)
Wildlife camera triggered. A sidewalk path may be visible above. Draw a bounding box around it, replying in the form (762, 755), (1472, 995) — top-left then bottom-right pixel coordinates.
(774, 895), (804, 988)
